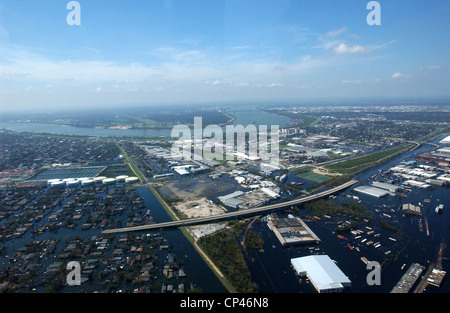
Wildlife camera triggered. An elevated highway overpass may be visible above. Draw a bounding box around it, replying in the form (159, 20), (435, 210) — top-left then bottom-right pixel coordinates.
(102, 179), (359, 234)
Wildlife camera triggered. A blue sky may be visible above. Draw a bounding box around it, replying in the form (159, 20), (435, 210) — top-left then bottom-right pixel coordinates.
(0, 0), (449, 111)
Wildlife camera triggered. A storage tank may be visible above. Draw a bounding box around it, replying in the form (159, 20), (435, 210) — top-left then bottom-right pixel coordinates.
(47, 179), (61, 186)
(102, 178), (116, 185)
(50, 181), (65, 187)
(125, 177), (139, 184)
(66, 180), (80, 187)
(81, 179), (94, 186)
(93, 176), (107, 183)
(115, 175), (129, 182)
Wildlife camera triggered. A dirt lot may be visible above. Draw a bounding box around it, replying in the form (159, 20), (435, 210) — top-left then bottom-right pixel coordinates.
(156, 175), (238, 201)
(174, 197), (226, 218)
(312, 167), (342, 177)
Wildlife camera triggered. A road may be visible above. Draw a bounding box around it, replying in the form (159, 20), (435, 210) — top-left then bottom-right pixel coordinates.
(102, 179), (358, 234)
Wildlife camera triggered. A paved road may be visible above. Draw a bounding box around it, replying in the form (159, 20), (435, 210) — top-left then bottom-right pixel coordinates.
(102, 179), (359, 234)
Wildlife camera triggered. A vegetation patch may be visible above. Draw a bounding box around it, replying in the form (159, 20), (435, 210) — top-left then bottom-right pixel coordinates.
(324, 144), (413, 175)
(198, 230), (257, 293)
(295, 170), (330, 183)
(305, 199), (372, 220)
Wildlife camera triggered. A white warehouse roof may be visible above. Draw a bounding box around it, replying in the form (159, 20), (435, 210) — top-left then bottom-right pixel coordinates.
(439, 135), (450, 144)
(354, 186), (389, 198)
(371, 181), (399, 192)
(291, 255), (351, 293)
(261, 187), (279, 198)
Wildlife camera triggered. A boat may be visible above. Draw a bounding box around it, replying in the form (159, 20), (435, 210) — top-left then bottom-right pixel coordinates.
(401, 264), (406, 270)
(425, 217), (430, 237)
(347, 244), (354, 251)
(435, 204), (444, 214)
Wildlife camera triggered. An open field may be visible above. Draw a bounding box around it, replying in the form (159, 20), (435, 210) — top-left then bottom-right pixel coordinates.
(156, 176), (238, 202)
(324, 144), (414, 175)
(295, 170), (330, 183)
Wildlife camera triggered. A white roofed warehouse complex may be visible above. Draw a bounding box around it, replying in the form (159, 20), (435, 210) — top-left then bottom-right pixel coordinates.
(291, 255), (351, 293)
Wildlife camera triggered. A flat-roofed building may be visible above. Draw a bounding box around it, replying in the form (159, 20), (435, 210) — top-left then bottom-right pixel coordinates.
(439, 135), (450, 145)
(354, 186), (389, 198)
(218, 188), (279, 210)
(218, 191), (245, 208)
(371, 182), (400, 193)
(402, 203), (421, 216)
(268, 216), (320, 246)
(291, 255), (351, 293)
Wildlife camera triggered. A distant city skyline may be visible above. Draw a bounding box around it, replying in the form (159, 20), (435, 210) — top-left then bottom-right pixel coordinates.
(0, 0), (449, 111)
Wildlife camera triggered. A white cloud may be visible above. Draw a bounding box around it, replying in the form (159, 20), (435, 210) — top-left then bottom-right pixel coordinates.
(267, 83), (283, 88)
(369, 40), (397, 50)
(334, 43), (370, 54)
(211, 80), (221, 85)
(326, 27), (347, 37)
(0, 45), (328, 106)
(425, 65), (441, 71)
(392, 72), (405, 79)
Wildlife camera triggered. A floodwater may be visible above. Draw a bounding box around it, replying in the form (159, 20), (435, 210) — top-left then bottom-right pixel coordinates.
(245, 135), (450, 293)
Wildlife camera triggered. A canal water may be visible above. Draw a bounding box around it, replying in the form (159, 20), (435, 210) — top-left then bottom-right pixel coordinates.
(134, 186), (228, 293)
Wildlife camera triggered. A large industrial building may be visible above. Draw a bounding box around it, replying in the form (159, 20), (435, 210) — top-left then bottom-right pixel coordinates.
(354, 185), (390, 198)
(29, 166), (106, 181)
(371, 181), (400, 193)
(416, 148), (450, 167)
(291, 255), (351, 293)
(268, 216), (320, 246)
(402, 203), (421, 216)
(218, 188), (279, 209)
(439, 135), (450, 145)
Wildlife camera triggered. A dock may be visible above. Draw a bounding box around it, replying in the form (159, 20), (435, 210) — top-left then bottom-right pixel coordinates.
(424, 216), (430, 237)
(414, 239), (446, 292)
(413, 263), (446, 293)
(391, 263), (425, 293)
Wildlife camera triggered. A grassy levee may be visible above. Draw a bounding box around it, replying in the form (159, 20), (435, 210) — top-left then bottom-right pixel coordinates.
(113, 140), (146, 183)
(324, 144), (414, 176)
